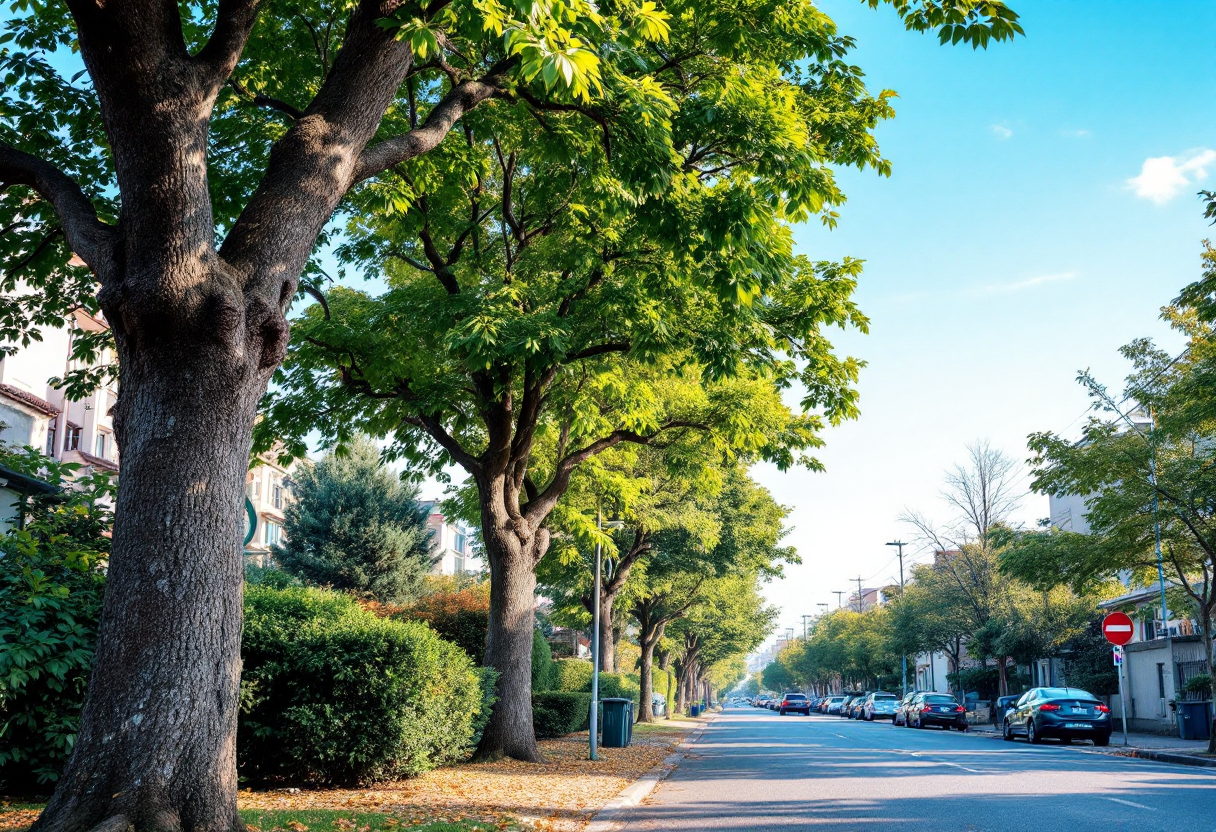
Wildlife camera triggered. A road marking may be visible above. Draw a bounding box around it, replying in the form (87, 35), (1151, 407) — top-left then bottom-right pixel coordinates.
(1105, 798), (1157, 811)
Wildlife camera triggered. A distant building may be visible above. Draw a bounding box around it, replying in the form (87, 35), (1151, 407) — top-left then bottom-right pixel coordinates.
(421, 500), (478, 575)
(0, 307), (118, 476)
(244, 449), (298, 567)
(847, 587), (885, 612)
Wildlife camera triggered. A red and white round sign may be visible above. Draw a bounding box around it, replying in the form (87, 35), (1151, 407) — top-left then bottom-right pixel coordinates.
(1102, 612), (1135, 646)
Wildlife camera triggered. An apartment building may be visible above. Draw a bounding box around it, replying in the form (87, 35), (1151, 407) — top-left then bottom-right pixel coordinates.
(244, 449), (297, 567)
(421, 500), (478, 575)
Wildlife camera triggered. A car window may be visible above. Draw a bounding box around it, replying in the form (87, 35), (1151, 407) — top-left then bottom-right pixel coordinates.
(924, 694), (957, 704)
(874, 694), (897, 700)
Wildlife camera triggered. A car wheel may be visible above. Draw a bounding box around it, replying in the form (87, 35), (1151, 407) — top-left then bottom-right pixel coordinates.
(956, 724), (968, 732)
(1061, 737), (1071, 745)
(1093, 735), (1110, 747)
(1003, 722), (1014, 741)
(1027, 720), (1042, 744)
(779, 709), (786, 716)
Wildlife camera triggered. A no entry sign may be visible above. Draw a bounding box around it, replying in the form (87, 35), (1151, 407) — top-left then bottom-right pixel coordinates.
(1102, 612), (1135, 646)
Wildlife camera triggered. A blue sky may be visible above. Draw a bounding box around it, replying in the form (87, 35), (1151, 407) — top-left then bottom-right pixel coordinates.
(754, 0), (1216, 643)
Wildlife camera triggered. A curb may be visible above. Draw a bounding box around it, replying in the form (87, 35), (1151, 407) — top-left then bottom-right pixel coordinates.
(960, 724), (1216, 768)
(583, 714), (718, 832)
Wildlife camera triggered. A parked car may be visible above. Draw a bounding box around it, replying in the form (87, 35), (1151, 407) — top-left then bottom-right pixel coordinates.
(862, 692), (899, 721)
(779, 692), (811, 716)
(824, 695), (847, 714)
(1003, 687), (1112, 746)
(905, 692), (968, 730)
(893, 691), (923, 727)
(846, 692), (872, 719)
(838, 693), (861, 717)
(995, 694), (1019, 728)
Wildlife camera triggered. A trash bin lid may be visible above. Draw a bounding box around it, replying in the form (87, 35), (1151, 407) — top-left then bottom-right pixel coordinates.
(602, 697), (633, 703)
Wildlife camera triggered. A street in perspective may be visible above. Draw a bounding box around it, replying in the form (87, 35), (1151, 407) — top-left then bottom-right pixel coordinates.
(2, 2), (1215, 832)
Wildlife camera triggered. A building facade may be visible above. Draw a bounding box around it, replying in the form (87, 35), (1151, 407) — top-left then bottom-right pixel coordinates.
(421, 500), (478, 575)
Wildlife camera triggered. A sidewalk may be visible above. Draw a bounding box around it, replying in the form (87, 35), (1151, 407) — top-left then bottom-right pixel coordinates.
(969, 721), (1216, 766)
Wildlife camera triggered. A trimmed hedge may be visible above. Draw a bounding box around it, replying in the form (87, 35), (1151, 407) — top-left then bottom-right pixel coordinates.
(552, 658), (594, 692)
(533, 692), (592, 738)
(597, 672), (640, 704)
(240, 585), (486, 785)
(531, 628), (555, 691)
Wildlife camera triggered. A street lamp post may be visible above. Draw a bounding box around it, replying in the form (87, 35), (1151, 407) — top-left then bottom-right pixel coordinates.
(887, 540), (907, 696)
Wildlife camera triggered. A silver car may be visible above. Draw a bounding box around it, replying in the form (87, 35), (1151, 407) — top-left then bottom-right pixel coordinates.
(863, 692), (899, 721)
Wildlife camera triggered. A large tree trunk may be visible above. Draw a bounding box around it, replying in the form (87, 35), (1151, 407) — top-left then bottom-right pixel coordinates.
(635, 615), (666, 723)
(599, 594), (615, 673)
(475, 503), (546, 762)
(34, 308), (275, 832)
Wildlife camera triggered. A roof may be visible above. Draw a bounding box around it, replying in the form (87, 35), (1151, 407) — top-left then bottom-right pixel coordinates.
(1099, 583), (1179, 610)
(78, 451), (119, 473)
(0, 464), (58, 496)
(0, 383), (60, 417)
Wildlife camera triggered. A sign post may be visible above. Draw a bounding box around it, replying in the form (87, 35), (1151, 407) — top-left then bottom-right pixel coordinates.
(1102, 612), (1135, 747)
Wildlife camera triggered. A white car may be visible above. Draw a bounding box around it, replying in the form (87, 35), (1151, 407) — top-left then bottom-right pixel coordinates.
(863, 692), (899, 721)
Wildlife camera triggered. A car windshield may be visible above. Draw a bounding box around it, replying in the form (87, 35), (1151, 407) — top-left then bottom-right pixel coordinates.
(874, 695), (897, 701)
(1039, 688), (1096, 701)
(924, 695), (957, 704)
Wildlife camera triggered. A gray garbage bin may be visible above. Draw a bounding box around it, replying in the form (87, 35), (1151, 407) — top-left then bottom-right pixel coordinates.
(1177, 701), (1213, 740)
(601, 698), (633, 748)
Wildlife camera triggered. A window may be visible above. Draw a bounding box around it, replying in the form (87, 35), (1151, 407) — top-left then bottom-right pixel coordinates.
(272, 477), (283, 509)
(95, 431), (108, 458)
(45, 417), (57, 457)
(247, 473), (260, 500)
(454, 531), (466, 554)
(64, 423), (81, 452)
(265, 521), (281, 547)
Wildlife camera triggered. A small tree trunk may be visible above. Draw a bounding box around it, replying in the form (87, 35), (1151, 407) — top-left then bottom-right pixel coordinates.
(658, 650), (673, 720)
(637, 639), (655, 722)
(33, 320), (272, 832)
(475, 518), (542, 762)
(599, 594), (615, 673)
(997, 656), (1009, 697)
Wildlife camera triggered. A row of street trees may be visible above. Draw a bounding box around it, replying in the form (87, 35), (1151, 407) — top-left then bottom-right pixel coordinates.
(0, 0), (1022, 827)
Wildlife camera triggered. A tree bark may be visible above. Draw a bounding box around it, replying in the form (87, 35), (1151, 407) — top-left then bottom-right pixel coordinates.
(33, 288), (276, 832)
(658, 649), (673, 720)
(599, 595), (615, 673)
(635, 612), (666, 723)
(474, 495), (546, 762)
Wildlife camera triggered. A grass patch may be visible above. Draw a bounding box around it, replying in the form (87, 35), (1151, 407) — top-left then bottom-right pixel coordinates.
(239, 809), (514, 832)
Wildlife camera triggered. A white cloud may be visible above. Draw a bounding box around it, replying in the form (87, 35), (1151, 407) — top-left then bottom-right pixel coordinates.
(979, 272), (1078, 294)
(990, 125), (1013, 140)
(1127, 148), (1216, 204)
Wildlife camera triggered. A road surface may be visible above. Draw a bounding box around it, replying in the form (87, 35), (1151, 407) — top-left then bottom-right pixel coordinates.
(616, 706), (1216, 831)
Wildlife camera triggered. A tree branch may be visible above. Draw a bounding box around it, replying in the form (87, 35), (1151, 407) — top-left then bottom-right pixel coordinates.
(0, 144), (114, 276)
(227, 78), (304, 120)
(353, 59), (516, 183)
(197, 0), (265, 90)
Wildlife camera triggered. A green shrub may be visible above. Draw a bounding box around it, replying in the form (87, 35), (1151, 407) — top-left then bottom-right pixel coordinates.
(597, 672), (640, 704)
(552, 658), (594, 692)
(0, 458), (112, 791)
(531, 629), (554, 691)
(532, 692), (592, 738)
(1184, 674), (1212, 696)
(240, 584), (485, 785)
(471, 667), (499, 746)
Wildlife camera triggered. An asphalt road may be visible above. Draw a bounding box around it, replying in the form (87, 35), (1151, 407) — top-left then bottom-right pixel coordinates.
(615, 706), (1216, 832)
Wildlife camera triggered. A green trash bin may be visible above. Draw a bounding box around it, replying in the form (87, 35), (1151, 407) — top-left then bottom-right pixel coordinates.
(601, 698), (633, 748)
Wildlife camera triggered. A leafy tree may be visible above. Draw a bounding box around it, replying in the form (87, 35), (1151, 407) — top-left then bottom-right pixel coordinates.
(274, 437), (433, 603)
(761, 659), (795, 693)
(1, 0), (1021, 810)
(0, 454), (114, 792)
(258, 0), (1021, 761)
(1013, 252), (1216, 749)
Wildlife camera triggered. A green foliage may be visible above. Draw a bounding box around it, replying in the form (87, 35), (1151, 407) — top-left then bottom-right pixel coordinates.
(596, 672), (640, 704)
(531, 627), (555, 691)
(471, 666), (500, 746)
(761, 661), (794, 693)
(552, 658), (594, 692)
(240, 585), (486, 785)
(274, 437), (434, 603)
(397, 582), (491, 664)
(531, 692), (593, 738)
(0, 455), (113, 790)
(741, 677), (761, 697)
(1185, 674), (1213, 696)
(1059, 624), (1119, 698)
(947, 667), (998, 699)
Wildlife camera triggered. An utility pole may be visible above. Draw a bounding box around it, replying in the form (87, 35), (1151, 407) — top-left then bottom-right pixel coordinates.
(887, 540), (907, 696)
(852, 576), (864, 612)
(802, 614), (813, 640)
(832, 590), (845, 609)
